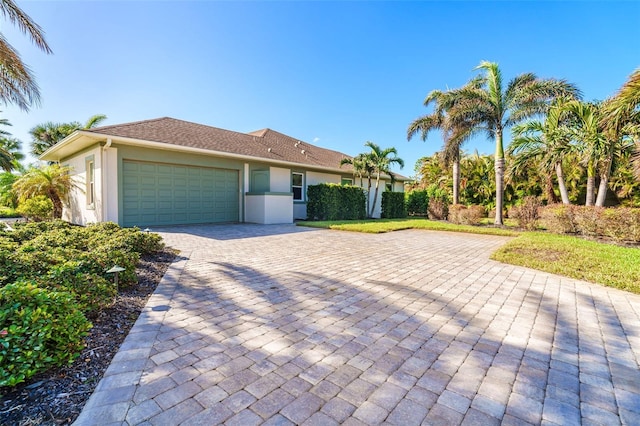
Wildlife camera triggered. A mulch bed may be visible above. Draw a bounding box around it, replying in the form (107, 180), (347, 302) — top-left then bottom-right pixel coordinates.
(0, 248), (177, 426)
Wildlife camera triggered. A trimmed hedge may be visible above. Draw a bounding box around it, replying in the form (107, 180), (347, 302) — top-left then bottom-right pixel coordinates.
(406, 190), (429, 216)
(381, 192), (406, 219)
(307, 184), (366, 221)
(448, 205), (486, 225)
(540, 205), (640, 243)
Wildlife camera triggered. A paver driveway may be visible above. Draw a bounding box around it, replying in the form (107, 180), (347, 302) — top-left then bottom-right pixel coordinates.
(75, 224), (640, 425)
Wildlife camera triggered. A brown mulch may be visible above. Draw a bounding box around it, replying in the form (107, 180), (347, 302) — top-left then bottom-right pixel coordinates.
(0, 248), (177, 426)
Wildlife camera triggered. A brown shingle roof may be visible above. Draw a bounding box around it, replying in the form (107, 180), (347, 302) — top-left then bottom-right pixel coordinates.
(85, 117), (354, 172)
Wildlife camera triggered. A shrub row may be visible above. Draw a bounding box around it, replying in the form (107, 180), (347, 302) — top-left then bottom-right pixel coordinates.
(0, 220), (164, 387)
(448, 205), (486, 225)
(381, 192), (406, 219)
(540, 205), (640, 243)
(307, 184), (366, 220)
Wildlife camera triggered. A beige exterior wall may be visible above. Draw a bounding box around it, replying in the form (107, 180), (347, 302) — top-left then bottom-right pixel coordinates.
(306, 171), (341, 186)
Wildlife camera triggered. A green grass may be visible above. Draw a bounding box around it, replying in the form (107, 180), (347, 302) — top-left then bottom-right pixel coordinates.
(298, 218), (640, 294)
(297, 218), (519, 236)
(491, 232), (640, 294)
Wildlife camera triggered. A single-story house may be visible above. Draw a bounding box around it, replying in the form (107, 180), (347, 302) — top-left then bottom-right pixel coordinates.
(40, 117), (407, 227)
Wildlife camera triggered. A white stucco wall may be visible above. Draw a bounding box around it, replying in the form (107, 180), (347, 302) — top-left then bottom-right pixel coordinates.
(102, 147), (118, 223)
(62, 146), (102, 225)
(246, 194), (293, 224)
(306, 171), (341, 186)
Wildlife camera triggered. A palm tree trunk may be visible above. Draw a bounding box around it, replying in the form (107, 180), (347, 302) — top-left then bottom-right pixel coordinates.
(595, 156), (613, 207)
(494, 130), (505, 225)
(555, 162), (570, 205)
(545, 173), (558, 203)
(370, 173), (380, 218)
(585, 162), (596, 206)
(452, 151), (460, 205)
(366, 176), (372, 217)
(49, 190), (63, 219)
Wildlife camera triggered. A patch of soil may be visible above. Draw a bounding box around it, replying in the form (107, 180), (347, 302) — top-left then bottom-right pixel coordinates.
(0, 248), (177, 426)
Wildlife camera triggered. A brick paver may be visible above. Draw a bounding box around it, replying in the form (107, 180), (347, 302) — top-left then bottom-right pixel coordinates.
(74, 224), (640, 425)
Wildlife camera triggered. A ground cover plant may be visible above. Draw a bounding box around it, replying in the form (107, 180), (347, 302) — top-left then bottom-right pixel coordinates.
(0, 220), (164, 389)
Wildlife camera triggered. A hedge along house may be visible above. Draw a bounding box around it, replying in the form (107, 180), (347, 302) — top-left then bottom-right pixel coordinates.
(40, 117), (406, 227)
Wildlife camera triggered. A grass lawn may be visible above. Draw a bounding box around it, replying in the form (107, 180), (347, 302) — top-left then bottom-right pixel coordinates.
(298, 218), (640, 294)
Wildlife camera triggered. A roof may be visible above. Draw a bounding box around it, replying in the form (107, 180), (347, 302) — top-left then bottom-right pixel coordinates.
(41, 117), (408, 179)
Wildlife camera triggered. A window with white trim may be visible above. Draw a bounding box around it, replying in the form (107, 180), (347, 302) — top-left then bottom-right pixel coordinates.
(86, 158), (95, 207)
(341, 178), (353, 185)
(292, 172), (304, 201)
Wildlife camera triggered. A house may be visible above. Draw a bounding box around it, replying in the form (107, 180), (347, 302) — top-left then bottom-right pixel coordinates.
(40, 117), (406, 227)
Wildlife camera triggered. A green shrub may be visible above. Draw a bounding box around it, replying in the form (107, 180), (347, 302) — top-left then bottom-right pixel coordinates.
(16, 196), (53, 222)
(510, 196), (542, 230)
(406, 190), (429, 216)
(381, 192), (406, 219)
(449, 204), (486, 225)
(0, 207), (18, 218)
(307, 184), (366, 221)
(0, 281), (91, 387)
(40, 263), (116, 313)
(85, 225), (164, 255)
(78, 247), (139, 287)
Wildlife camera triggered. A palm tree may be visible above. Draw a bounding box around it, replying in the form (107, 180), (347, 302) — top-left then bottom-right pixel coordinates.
(341, 153), (374, 215)
(0, 145), (12, 171)
(407, 82), (477, 205)
(602, 69), (640, 178)
(0, 0), (52, 110)
(442, 61), (580, 224)
(12, 164), (74, 218)
(509, 98), (575, 204)
(0, 136), (23, 161)
(363, 141), (404, 218)
(30, 114), (107, 156)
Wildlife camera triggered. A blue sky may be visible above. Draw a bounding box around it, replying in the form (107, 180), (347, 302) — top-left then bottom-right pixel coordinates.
(2, 1), (639, 176)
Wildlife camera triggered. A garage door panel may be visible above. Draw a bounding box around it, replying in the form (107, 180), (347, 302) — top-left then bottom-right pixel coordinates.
(122, 160), (238, 227)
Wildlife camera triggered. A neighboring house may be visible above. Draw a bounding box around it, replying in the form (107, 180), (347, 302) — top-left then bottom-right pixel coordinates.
(40, 117), (406, 227)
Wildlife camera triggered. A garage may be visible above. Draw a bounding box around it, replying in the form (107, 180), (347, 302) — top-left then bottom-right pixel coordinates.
(122, 160), (239, 227)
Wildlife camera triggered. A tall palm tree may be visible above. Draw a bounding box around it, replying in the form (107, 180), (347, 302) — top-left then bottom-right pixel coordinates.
(602, 69), (640, 178)
(0, 144), (12, 171)
(0, 0), (52, 111)
(30, 113), (107, 156)
(407, 81), (477, 205)
(363, 141), (404, 218)
(0, 136), (23, 161)
(443, 61), (580, 224)
(12, 163), (74, 218)
(509, 98), (575, 204)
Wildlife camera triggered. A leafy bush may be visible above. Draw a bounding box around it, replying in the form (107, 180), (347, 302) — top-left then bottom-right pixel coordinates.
(40, 263), (116, 313)
(406, 190), (428, 216)
(0, 281), (91, 387)
(573, 206), (604, 237)
(449, 204), (486, 225)
(0, 207), (18, 218)
(600, 208), (640, 243)
(381, 192), (406, 219)
(540, 204), (578, 234)
(509, 196), (542, 230)
(16, 196), (53, 222)
(307, 184), (366, 220)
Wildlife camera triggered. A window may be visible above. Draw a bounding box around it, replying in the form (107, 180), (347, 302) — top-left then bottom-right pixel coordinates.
(86, 158), (95, 207)
(292, 172), (304, 201)
(341, 178), (353, 186)
(386, 182), (393, 192)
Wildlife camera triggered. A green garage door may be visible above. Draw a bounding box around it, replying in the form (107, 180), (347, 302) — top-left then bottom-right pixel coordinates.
(122, 160), (239, 227)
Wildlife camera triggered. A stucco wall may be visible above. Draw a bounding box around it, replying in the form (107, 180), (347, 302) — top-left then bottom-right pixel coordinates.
(62, 145), (102, 225)
(270, 167), (291, 192)
(246, 194), (293, 224)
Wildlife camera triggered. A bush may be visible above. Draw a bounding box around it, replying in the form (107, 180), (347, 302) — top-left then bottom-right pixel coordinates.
(16, 196), (53, 222)
(40, 263), (116, 313)
(573, 206), (604, 237)
(0, 207), (18, 218)
(307, 184), (366, 220)
(510, 196), (542, 230)
(426, 185), (449, 220)
(540, 204), (578, 234)
(0, 281), (91, 387)
(600, 208), (640, 243)
(381, 192), (406, 219)
(449, 204), (485, 225)
(406, 190), (429, 216)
